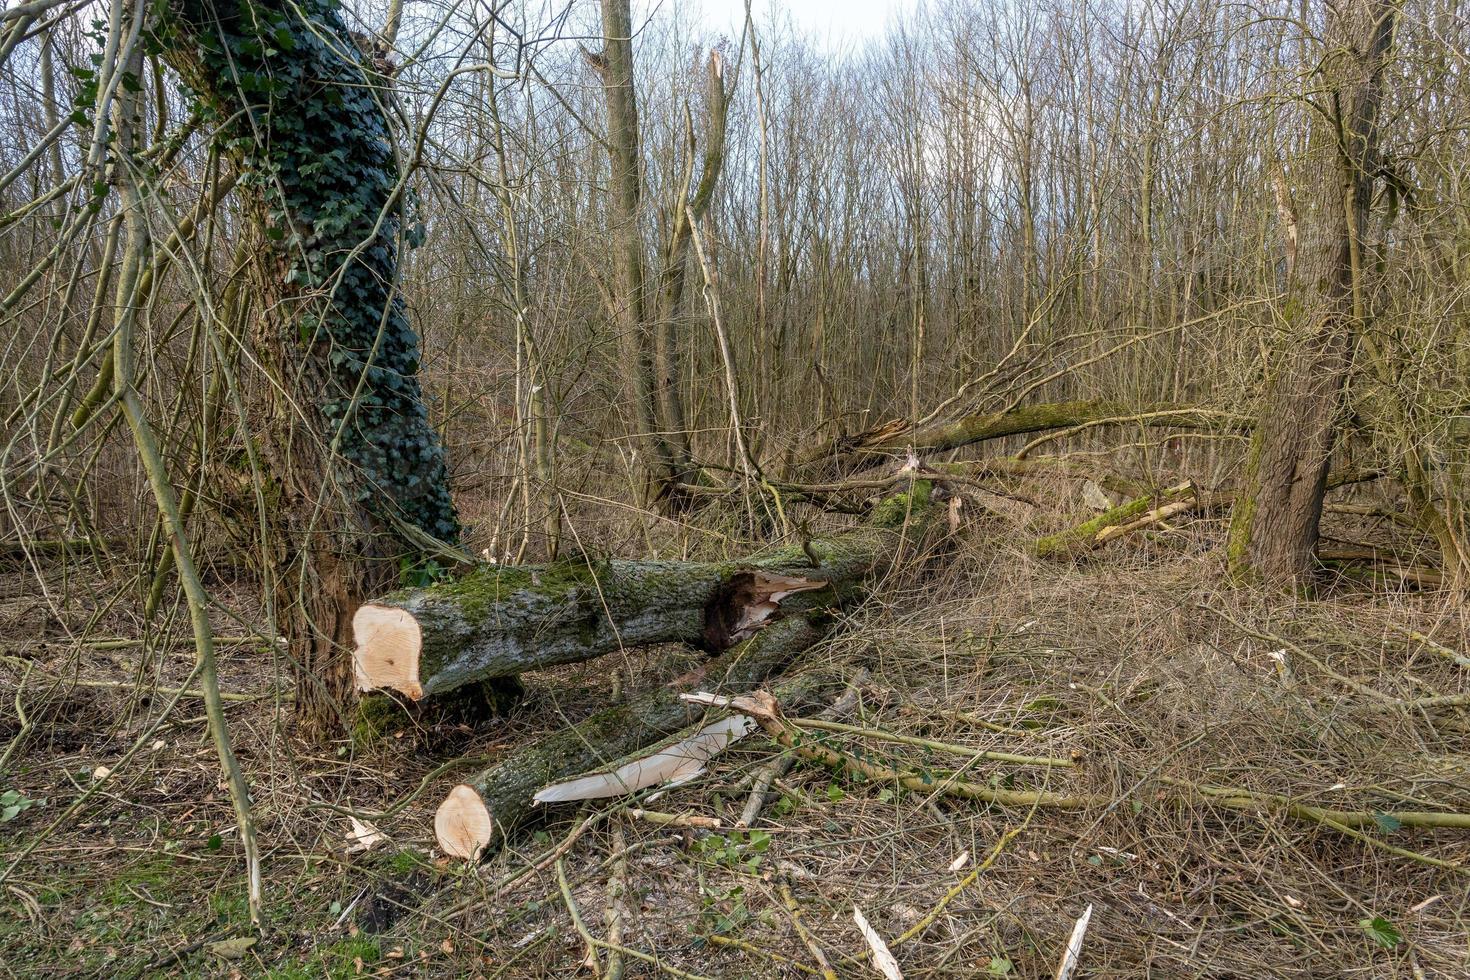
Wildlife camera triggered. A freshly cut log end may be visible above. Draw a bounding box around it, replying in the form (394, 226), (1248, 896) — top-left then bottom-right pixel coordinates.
(353, 604), (423, 699)
(435, 784), (493, 860)
(357, 485), (935, 703)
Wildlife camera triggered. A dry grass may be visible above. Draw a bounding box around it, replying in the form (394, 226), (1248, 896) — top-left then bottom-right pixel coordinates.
(1, 484), (1468, 978)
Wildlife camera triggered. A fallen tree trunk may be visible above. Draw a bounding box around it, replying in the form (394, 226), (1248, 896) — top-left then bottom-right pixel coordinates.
(1035, 483), (1199, 558)
(1032, 465), (1389, 558)
(433, 614), (836, 860)
(1318, 544), (1445, 589)
(355, 485), (934, 700)
(802, 401), (1248, 475)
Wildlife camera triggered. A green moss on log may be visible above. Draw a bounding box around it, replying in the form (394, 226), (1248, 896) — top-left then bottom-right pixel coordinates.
(361, 493), (938, 699)
(1035, 483), (1197, 558)
(810, 401), (1248, 474)
(870, 480), (933, 527)
(456, 614), (835, 855)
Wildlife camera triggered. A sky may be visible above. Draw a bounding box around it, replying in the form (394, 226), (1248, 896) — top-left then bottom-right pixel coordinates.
(670, 0), (924, 51)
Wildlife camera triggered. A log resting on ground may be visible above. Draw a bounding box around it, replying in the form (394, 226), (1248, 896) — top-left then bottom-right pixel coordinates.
(433, 614), (840, 860)
(801, 400), (1248, 475)
(354, 484), (935, 700)
(1031, 466), (1393, 559)
(1035, 482), (1201, 557)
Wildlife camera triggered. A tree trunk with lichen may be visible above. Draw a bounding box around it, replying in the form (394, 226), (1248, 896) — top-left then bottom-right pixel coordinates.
(1227, 0), (1398, 587)
(433, 614), (842, 860)
(354, 485), (936, 700)
(156, 0), (504, 736)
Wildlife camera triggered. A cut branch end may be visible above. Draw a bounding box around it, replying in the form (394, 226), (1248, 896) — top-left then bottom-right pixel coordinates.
(353, 604), (423, 699)
(435, 783), (493, 860)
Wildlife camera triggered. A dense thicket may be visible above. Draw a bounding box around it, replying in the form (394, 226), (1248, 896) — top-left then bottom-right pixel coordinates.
(2, 0), (1468, 704)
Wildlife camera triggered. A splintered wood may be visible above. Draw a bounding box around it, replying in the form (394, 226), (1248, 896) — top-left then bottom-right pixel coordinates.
(532, 715), (756, 804)
(723, 572), (828, 645)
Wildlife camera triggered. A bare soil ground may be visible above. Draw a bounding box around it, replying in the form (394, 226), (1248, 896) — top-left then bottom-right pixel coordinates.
(1, 494), (1467, 978)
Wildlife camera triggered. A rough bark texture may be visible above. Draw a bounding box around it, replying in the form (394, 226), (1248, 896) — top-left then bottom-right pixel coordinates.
(1227, 0), (1398, 586)
(157, 0), (483, 734)
(592, 0), (670, 499)
(806, 401), (1244, 475)
(443, 614), (833, 857)
(357, 484), (934, 699)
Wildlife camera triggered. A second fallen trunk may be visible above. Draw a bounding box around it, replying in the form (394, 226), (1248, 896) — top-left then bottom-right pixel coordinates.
(433, 614), (834, 860)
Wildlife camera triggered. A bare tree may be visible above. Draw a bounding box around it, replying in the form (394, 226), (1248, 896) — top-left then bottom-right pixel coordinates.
(1227, 0), (1400, 585)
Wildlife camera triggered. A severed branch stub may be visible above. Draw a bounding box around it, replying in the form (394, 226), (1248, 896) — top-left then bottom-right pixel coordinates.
(435, 784), (494, 861)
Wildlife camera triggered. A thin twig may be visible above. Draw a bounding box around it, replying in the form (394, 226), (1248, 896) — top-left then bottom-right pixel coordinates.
(555, 859), (714, 980)
(778, 884), (838, 980)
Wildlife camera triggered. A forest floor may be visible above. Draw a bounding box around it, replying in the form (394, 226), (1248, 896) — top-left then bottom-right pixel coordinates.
(1, 481), (1468, 978)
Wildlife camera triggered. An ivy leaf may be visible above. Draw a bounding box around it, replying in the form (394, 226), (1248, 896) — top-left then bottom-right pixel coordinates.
(1359, 916), (1402, 949)
(1371, 811), (1402, 834)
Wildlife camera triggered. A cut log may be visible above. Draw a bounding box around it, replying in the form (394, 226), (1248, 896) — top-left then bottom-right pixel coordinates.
(436, 785), (495, 860)
(432, 614), (838, 860)
(356, 484), (934, 700)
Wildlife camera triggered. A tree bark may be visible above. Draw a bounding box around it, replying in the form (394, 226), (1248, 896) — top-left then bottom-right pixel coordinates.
(157, 0), (482, 735)
(590, 0), (674, 502)
(1227, 0), (1398, 586)
(433, 614), (836, 860)
(355, 485), (935, 700)
(803, 400), (1245, 475)
(652, 51), (730, 489)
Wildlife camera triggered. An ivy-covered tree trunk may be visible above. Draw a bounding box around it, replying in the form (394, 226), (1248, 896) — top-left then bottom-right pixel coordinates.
(157, 0), (476, 736)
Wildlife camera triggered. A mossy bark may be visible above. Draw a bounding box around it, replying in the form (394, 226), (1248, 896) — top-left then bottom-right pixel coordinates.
(458, 614), (834, 855)
(807, 401), (1244, 474)
(1226, 0), (1398, 586)
(1035, 483), (1197, 558)
(363, 483), (933, 698)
